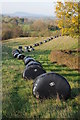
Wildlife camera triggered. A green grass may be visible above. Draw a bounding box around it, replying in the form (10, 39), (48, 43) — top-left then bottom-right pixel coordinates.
(2, 36), (80, 119)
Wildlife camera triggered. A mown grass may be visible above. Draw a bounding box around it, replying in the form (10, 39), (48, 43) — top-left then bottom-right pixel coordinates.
(2, 36), (80, 119)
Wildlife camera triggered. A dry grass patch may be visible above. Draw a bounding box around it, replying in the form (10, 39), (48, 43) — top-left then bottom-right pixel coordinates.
(49, 50), (79, 70)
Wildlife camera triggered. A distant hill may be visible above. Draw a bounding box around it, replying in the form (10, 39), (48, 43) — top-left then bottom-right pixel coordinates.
(3, 12), (55, 19)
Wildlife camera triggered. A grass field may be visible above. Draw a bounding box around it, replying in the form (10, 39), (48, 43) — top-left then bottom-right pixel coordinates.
(2, 36), (80, 119)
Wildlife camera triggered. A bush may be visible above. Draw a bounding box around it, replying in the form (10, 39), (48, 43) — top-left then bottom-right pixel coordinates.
(31, 31), (39, 37)
(50, 50), (78, 70)
(2, 23), (23, 40)
(2, 29), (13, 40)
(12, 26), (23, 37)
(21, 31), (31, 37)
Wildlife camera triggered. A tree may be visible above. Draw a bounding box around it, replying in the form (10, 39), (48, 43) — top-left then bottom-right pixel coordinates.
(2, 23), (23, 40)
(12, 25), (23, 37)
(55, 1), (79, 37)
(31, 20), (47, 31)
(2, 23), (13, 40)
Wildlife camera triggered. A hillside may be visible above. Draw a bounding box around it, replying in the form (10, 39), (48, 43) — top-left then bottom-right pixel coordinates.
(2, 36), (78, 50)
(3, 12), (54, 18)
(2, 36), (80, 119)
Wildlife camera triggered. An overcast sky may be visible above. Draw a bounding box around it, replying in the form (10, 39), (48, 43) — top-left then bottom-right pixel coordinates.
(1, 1), (57, 17)
(1, 0), (78, 16)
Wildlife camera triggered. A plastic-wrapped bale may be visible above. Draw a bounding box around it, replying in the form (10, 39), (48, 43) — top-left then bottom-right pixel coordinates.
(23, 65), (46, 80)
(40, 42), (43, 45)
(33, 44), (37, 47)
(33, 72), (71, 100)
(28, 46), (30, 49)
(31, 48), (35, 51)
(44, 40), (47, 43)
(12, 49), (20, 58)
(13, 52), (19, 58)
(18, 46), (24, 53)
(24, 46), (29, 50)
(25, 56), (31, 58)
(30, 46), (32, 48)
(24, 48), (30, 52)
(50, 36), (53, 39)
(23, 57), (35, 65)
(28, 46), (32, 49)
(27, 49), (31, 52)
(26, 61), (42, 68)
(12, 49), (20, 56)
(17, 54), (25, 60)
(23, 56), (31, 62)
(20, 49), (24, 53)
(48, 38), (51, 41)
(18, 46), (22, 49)
(36, 43), (39, 46)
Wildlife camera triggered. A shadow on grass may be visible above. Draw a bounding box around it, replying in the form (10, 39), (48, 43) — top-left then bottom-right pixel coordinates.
(61, 73), (79, 77)
(2, 73), (32, 118)
(61, 73), (80, 82)
(71, 88), (80, 99)
(24, 49), (51, 58)
(50, 69), (61, 72)
(64, 69), (79, 72)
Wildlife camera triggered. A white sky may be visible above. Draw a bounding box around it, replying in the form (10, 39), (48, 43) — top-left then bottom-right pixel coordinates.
(1, 2), (56, 16)
(0, 0), (79, 2)
(0, 0), (56, 2)
(0, 0), (79, 16)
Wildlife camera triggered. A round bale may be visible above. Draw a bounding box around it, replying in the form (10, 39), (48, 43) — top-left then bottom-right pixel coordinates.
(26, 61), (42, 68)
(18, 46), (22, 49)
(36, 43), (39, 46)
(40, 42), (43, 44)
(17, 54), (25, 60)
(44, 40), (47, 43)
(24, 46), (29, 50)
(33, 44), (36, 47)
(31, 48), (35, 51)
(13, 52), (19, 58)
(23, 57), (35, 65)
(23, 65), (46, 80)
(33, 72), (71, 100)
(12, 49), (20, 56)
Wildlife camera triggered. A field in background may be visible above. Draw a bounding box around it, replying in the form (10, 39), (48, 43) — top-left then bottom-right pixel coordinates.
(2, 36), (80, 118)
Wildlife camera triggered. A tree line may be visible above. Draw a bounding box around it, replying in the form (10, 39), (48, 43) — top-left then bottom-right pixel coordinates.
(2, 16), (59, 40)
